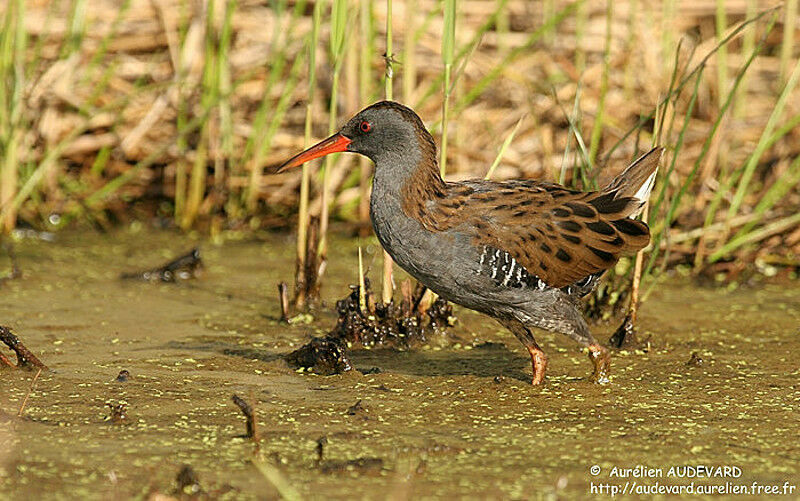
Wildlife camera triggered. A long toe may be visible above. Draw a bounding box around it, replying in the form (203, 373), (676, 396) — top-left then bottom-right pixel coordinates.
(588, 344), (611, 384)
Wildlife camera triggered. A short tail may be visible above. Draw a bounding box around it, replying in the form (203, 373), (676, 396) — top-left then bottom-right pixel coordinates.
(603, 147), (663, 216)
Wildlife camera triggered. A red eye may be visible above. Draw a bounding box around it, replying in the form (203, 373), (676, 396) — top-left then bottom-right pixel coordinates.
(360, 121), (371, 133)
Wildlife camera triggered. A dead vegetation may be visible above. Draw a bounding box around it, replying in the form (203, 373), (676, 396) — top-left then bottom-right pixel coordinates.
(0, 0), (797, 281)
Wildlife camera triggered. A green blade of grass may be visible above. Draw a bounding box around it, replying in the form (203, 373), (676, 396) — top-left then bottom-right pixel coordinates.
(484, 115), (525, 180)
(587, 0), (613, 165)
(601, 6), (780, 165)
(726, 57), (800, 220)
(457, 1), (580, 113)
(440, 0), (456, 176)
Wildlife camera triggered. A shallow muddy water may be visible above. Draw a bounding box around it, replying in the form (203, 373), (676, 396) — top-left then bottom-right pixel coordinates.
(1, 228), (798, 500)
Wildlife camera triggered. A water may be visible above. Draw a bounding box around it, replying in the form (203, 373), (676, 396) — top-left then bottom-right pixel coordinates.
(1, 228), (798, 499)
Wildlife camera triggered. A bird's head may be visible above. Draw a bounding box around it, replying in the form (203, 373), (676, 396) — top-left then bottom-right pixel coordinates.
(278, 101), (437, 180)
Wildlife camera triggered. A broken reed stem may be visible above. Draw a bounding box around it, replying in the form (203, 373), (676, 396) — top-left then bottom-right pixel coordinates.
(381, 0), (394, 305)
(278, 282), (290, 322)
(710, 212), (800, 262)
(17, 368), (42, 417)
(0, 325), (48, 370)
(232, 394), (259, 442)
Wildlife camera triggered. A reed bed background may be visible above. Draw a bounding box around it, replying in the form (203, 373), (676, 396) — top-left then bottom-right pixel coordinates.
(1, 0), (799, 292)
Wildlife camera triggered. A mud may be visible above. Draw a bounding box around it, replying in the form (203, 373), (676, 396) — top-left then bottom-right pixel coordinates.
(1, 228), (798, 499)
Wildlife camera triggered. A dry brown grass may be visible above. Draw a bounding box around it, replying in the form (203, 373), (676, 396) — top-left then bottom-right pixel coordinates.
(1, 0), (798, 275)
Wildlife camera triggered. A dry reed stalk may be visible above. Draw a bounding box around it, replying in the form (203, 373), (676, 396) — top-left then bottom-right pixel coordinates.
(357, 0), (373, 235)
(294, 0), (322, 309)
(381, 0), (395, 305)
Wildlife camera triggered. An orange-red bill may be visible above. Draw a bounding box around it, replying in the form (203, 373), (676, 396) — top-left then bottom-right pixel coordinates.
(277, 133), (352, 172)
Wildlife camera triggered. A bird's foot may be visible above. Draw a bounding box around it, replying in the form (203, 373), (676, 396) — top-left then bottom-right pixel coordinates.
(527, 346), (548, 385)
(587, 344), (611, 384)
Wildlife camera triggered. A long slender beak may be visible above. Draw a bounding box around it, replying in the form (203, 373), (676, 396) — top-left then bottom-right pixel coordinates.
(277, 133), (352, 173)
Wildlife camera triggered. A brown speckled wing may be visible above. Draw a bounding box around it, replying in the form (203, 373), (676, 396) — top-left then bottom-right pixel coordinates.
(400, 148), (661, 289)
(453, 180), (651, 288)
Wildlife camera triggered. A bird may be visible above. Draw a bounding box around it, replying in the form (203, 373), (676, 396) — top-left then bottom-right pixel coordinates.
(279, 101), (662, 385)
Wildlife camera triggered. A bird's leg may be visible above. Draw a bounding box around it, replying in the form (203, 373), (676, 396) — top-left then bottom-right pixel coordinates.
(522, 291), (612, 384)
(527, 343), (548, 385)
(500, 319), (548, 385)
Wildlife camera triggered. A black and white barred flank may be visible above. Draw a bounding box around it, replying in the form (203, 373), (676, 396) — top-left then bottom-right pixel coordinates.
(477, 245), (602, 297)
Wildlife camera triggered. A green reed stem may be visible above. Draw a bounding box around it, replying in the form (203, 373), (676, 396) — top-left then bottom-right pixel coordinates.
(602, 7), (779, 165)
(319, 0), (349, 268)
(735, 0), (758, 117)
(780, 0), (798, 83)
(0, 0), (25, 232)
(734, 154), (800, 239)
(642, 68), (703, 279)
(485, 116), (524, 180)
(457, 1), (579, 113)
(61, 0), (87, 58)
(715, 0), (728, 109)
(588, 0), (612, 165)
(403, 0), (417, 103)
(727, 57), (800, 221)
(440, 0), (455, 176)
(414, 0), (506, 109)
(357, 0), (374, 226)
(710, 212), (800, 263)
(685, 17), (777, 269)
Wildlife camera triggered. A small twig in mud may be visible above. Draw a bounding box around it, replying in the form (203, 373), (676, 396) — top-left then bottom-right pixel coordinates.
(277, 282), (290, 322)
(232, 394), (259, 441)
(17, 368), (43, 417)
(120, 248), (203, 282)
(106, 403), (128, 424)
(687, 352), (704, 367)
(0, 325), (48, 370)
(315, 436), (328, 463)
(346, 399), (364, 416)
(312, 433), (386, 474)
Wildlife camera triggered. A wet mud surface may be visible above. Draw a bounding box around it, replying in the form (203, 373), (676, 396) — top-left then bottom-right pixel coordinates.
(1, 229), (798, 499)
